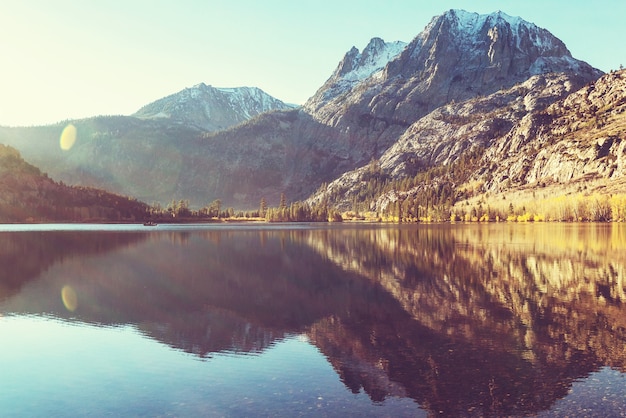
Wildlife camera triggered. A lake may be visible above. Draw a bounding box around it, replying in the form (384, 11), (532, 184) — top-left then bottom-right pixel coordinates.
(1, 222), (626, 417)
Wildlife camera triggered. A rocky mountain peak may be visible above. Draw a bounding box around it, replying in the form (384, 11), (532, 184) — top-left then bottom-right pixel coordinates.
(332, 37), (395, 78)
(386, 9), (597, 83)
(304, 9), (601, 156)
(333, 46), (360, 78)
(133, 84), (295, 131)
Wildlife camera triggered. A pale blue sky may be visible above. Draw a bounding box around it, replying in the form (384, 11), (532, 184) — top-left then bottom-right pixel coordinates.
(1, 0), (624, 126)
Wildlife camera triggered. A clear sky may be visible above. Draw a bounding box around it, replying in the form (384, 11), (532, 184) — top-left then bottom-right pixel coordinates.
(1, 0), (625, 127)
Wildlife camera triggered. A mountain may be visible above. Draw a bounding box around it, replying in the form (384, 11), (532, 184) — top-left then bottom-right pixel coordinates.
(188, 9), (603, 209)
(0, 144), (149, 222)
(0, 9), (610, 211)
(307, 71), (596, 211)
(307, 10), (599, 130)
(304, 9), (620, 215)
(133, 83), (297, 131)
(309, 68), (626, 218)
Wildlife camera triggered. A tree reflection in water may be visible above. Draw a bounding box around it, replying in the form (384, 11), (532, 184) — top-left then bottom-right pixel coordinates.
(1, 223), (625, 416)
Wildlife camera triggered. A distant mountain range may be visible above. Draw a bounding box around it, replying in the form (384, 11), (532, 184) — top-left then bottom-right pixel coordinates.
(2, 9), (625, 216)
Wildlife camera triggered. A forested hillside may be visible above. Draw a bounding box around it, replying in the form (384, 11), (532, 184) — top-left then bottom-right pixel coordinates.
(0, 144), (148, 222)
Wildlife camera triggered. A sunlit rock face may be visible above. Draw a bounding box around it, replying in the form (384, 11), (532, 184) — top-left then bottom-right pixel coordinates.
(303, 37), (407, 114)
(307, 72), (593, 210)
(309, 67), (626, 212)
(305, 9), (604, 210)
(483, 70), (626, 191)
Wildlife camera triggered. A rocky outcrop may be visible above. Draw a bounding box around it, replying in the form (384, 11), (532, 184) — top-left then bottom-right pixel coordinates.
(481, 69), (626, 191)
(309, 68), (626, 213)
(304, 37), (407, 112)
(303, 10), (602, 211)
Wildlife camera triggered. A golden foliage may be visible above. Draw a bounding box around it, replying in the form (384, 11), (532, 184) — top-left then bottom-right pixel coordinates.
(458, 192), (626, 223)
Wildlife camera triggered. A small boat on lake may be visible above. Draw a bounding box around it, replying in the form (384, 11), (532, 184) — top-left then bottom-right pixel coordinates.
(143, 221), (158, 227)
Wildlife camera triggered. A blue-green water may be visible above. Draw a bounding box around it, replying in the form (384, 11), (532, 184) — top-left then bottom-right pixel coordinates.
(1, 316), (418, 417)
(1, 223), (625, 416)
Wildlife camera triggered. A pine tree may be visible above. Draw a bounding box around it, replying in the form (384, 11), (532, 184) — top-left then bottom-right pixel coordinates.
(279, 193), (287, 221)
(259, 197), (267, 218)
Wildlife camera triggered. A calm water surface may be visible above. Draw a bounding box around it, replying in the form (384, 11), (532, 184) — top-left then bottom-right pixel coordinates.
(1, 223), (626, 417)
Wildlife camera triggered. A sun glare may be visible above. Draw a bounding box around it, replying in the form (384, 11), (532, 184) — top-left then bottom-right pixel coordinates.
(61, 285), (78, 312)
(60, 124), (77, 151)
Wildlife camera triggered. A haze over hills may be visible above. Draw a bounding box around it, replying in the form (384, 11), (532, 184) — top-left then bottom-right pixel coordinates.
(2, 9), (624, 217)
(0, 84), (295, 206)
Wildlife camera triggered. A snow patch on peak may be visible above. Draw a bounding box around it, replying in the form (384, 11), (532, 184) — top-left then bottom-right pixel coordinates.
(342, 38), (407, 82)
(439, 9), (565, 55)
(133, 84), (295, 131)
(192, 82), (210, 89)
(444, 9), (525, 31)
(306, 37), (407, 109)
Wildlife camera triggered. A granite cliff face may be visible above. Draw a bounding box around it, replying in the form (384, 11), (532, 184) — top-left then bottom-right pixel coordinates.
(482, 69), (626, 191)
(301, 10), (604, 210)
(310, 65), (626, 214)
(307, 71), (605, 211)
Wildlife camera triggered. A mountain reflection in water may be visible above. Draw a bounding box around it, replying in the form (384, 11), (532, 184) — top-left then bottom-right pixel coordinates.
(1, 223), (626, 416)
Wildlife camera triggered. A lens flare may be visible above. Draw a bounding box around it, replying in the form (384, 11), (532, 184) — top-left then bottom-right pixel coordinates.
(61, 285), (78, 312)
(60, 124), (77, 150)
